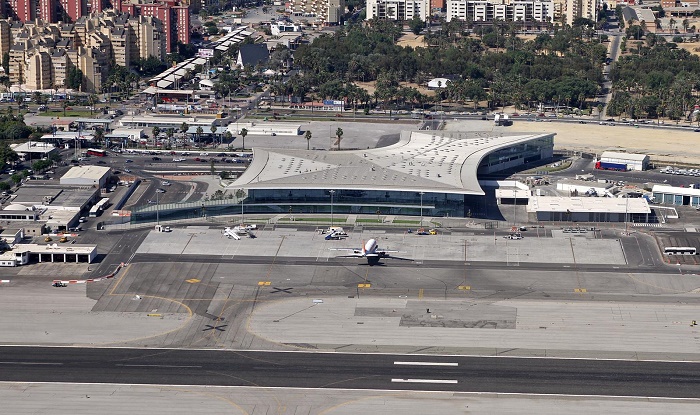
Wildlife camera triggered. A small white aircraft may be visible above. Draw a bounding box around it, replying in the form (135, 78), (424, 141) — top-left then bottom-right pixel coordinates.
(223, 227), (241, 240)
(331, 238), (409, 265)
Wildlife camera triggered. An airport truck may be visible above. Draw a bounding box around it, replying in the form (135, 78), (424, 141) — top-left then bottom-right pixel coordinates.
(595, 161), (627, 172)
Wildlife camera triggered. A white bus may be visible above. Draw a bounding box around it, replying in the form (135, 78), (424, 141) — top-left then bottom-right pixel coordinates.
(663, 247), (697, 255)
(88, 198), (111, 217)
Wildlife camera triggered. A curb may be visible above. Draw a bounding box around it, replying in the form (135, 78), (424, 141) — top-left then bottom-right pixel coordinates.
(52, 262), (125, 285)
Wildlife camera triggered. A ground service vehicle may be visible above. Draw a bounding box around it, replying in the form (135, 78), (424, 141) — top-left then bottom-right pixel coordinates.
(595, 161), (627, 171)
(664, 247), (697, 255)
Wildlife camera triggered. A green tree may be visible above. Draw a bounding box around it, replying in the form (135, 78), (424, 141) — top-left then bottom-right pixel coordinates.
(10, 173), (22, 185)
(152, 126), (161, 140)
(304, 130), (312, 150)
(408, 16), (425, 35)
(66, 67), (83, 90)
(240, 127), (248, 150)
(335, 127), (343, 151)
(0, 143), (19, 166)
(196, 126), (204, 147)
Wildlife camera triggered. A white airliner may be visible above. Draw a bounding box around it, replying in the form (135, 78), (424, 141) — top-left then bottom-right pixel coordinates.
(331, 238), (409, 265)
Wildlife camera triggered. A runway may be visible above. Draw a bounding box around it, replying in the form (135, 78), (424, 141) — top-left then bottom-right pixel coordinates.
(1, 347), (699, 398)
(132, 252), (674, 274)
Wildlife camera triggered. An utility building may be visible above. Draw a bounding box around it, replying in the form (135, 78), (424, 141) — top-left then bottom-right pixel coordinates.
(599, 151), (649, 171)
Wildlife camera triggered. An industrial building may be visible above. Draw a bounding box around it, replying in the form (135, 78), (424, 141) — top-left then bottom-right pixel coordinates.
(527, 196), (652, 223)
(60, 166), (112, 189)
(10, 142), (58, 161)
(652, 185), (700, 206)
(599, 151), (650, 171)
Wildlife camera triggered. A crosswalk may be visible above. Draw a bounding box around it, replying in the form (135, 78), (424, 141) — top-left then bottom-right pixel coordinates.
(631, 223), (664, 227)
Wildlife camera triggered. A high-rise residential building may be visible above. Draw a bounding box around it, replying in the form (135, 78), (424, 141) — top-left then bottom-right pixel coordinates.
(50, 48), (70, 88)
(140, 3), (173, 53)
(59, 0), (87, 22)
(174, 5), (189, 45)
(109, 27), (129, 67)
(366, 0), (431, 21)
(24, 49), (52, 90)
(8, 40), (29, 84)
(446, 0), (555, 23)
(90, 0), (104, 13)
(565, 0), (597, 25)
(39, 0), (56, 23)
(288, 0), (346, 25)
(0, 20), (11, 59)
(8, 0), (35, 22)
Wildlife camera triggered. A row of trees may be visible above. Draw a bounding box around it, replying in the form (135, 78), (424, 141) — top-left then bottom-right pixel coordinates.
(607, 39), (700, 121)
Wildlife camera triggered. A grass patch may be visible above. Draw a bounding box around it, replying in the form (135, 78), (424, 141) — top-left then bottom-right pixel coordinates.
(393, 220), (422, 224)
(278, 217), (339, 222)
(37, 109), (100, 118)
(356, 218), (383, 223)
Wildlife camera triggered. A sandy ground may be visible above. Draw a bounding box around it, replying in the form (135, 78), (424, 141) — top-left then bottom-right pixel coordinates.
(449, 118), (700, 164)
(354, 80), (433, 97)
(396, 33), (425, 48)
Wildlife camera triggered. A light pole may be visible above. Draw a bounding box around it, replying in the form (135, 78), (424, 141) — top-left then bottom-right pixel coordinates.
(156, 190), (160, 225)
(420, 191), (425, 227)
(329, 190), (335, 227)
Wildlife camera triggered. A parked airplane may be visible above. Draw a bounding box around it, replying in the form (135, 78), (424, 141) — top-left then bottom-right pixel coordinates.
(223, 227), (241, 240)
(330, 238), (409, 265)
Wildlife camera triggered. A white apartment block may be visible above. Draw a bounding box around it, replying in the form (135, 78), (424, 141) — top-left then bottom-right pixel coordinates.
(565, 0), (598, 25)
(366, 0), (431, 21)
(288, 0), (346, 25)
(447, 0), (555, 23)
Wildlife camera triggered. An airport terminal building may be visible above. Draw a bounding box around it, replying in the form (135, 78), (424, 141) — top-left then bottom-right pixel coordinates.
(130, 131), (554, 222)
(220, 131), (555, 219)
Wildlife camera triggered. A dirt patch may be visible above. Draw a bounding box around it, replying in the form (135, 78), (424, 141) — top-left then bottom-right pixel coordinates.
(397, 33), (425, 48)
(505, 120), (700, 165)
(354, 81), (433, 97)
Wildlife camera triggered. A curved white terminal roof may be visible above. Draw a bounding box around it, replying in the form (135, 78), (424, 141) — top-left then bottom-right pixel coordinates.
(231, 131), (555, 195)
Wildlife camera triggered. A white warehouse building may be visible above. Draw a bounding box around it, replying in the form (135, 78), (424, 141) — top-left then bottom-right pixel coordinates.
(600, 151), (649, 171)
(59, 166), (112, 189)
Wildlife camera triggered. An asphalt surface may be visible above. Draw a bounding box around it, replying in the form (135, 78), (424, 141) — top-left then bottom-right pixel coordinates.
(0, 347), (698, 398)
(131, 252), (673, 274)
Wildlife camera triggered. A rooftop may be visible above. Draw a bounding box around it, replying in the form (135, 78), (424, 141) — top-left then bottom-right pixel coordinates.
(600, 151), (648, 162)
(231, 131), (555, 195)
(61, 165), (111, 182)
(10, 142), (56, 154)
(527, 196), (651, 214)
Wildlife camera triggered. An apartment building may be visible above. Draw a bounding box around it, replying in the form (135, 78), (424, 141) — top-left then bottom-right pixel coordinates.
(288, 0), (346, 25)
(24, 49), (52, 90)
(565, 0), (598, 25)
(366, 0), (431, 21)
(0, 20), (11, 58)
(446, 0), (555, 23)
(109, 27), (130, 67)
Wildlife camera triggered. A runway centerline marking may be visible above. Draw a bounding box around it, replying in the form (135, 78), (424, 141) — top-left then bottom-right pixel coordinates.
(0, 362), (63, 366)
(391, 378), (458, 384)
(116, 364), (203, 368)
(394, 361), (458, 367)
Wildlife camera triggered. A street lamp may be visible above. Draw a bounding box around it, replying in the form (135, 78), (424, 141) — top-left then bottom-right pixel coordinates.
(329, 190), (336, 227)
(419, 191), (425, 227)
(156, 190), (160, 225)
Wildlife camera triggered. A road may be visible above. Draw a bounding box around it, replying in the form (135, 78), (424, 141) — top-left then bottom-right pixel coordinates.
(0, 347), (698, 398)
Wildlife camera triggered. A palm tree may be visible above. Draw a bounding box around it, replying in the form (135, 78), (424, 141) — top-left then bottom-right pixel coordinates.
(94, 127), (104, 143)
(180, 122), (189, 146)
(304, 130), (312, 150)
(196, 126), (204, 148)
(152, 126), (161, 141)
(335, 127), (343, 151)
(240, 128), (248, 150)
(210, 125), (217, 147)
